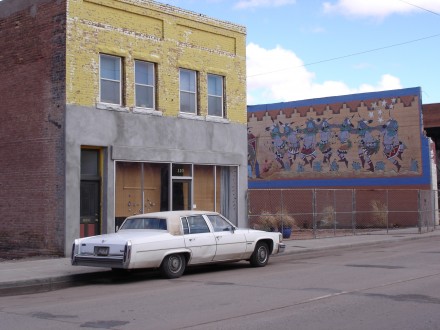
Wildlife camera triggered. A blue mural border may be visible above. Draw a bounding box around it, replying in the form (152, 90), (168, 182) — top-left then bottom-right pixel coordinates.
(248, 87), (422, 113)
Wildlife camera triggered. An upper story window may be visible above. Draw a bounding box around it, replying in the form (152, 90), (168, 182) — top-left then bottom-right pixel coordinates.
(179, 68), (197, 114)
(208, 74), (224, 117)
(100, 54), (122, 105)
(135, 60), (155, 109)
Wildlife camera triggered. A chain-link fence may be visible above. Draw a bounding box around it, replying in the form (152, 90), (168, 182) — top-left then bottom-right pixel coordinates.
(248, 189), (438, 239)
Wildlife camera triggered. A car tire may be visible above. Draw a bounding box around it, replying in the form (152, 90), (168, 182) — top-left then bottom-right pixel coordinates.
(111, 268), (128, 274)
(250, 241), (269, 267)
(160, 254), (186, 279)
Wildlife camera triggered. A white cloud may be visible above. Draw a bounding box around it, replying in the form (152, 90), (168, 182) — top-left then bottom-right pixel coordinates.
(234, 0), (296, 10)
(323, 0), (440, 19)
(246, 43), (402, 105)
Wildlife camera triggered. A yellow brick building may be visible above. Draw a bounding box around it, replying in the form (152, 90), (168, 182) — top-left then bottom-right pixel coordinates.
(63, 0), (248, 253)
(66, 0), (246, 122)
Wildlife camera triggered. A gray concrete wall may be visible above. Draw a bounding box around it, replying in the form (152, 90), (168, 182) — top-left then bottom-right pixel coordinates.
(65, 105), (248, 255)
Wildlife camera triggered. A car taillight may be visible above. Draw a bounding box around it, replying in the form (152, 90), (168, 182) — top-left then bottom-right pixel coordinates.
(71, 240), (79, 264)
(71, 243), (75, 262)
(279, 232), (283, 243)
(123, 241), (132, 266)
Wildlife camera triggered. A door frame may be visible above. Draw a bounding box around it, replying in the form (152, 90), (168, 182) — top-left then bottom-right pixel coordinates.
(80, 148), (103, 237)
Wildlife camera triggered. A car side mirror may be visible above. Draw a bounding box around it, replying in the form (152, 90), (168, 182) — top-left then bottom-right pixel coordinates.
(231, 226), (236, 233)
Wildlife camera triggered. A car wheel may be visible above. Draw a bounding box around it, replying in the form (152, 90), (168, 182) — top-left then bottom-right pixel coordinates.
(250, 241), (269, 267)
(160, 254), (186, 279)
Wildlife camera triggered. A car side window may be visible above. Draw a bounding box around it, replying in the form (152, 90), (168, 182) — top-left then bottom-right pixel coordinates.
(185, 215), (210, 234)
(206, 214), (232, 232)
(181, 217), (189, 234)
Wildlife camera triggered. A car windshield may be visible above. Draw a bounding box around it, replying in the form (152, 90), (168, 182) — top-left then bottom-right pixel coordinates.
(120, 217), (167, 230)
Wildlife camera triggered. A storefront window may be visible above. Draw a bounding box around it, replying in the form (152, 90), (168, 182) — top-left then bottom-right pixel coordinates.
(115, 162), (238, 228)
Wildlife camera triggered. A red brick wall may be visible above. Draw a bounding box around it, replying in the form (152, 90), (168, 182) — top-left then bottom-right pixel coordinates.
(422, 103), (440, 128)
(0, 0), (66, 258)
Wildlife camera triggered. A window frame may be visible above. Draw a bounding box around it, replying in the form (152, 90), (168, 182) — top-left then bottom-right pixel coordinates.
(179, 68), (198, 114)
(182, 215), (210, 234)
(206, 214), (234, 232)
(134, 60), (156, 110)
(99, 54), (122, 106)
(207, 74), (224, 118)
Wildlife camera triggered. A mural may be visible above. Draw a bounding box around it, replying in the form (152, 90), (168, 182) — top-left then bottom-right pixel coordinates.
(247, 88), (425, 184)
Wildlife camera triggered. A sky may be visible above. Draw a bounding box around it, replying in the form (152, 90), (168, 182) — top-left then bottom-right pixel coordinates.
(1, 0), (438, 105)
(152, 0), (440, 106)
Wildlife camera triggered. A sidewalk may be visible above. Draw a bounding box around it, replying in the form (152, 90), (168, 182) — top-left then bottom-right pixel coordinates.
(1, 230), (439, 297)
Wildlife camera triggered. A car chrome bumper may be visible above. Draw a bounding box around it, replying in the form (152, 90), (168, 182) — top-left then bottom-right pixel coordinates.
(278, 243), (286, 254)
(72, 255), (125, 268)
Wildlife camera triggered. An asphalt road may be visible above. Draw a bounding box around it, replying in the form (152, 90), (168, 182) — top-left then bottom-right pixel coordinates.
(1, 236), (440, 330)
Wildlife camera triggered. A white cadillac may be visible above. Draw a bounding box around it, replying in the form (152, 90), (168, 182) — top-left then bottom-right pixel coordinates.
(72, 210), (286, 278)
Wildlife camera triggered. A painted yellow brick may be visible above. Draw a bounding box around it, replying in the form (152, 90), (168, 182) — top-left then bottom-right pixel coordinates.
(66, 0), (246, 124)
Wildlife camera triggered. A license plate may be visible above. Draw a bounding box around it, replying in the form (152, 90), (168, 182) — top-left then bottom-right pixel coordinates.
(94, 246), (109, 256)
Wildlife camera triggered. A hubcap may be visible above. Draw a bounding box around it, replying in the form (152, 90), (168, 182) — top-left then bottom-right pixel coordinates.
(258, 247), (267, 263)
(170, 256), (182, 273)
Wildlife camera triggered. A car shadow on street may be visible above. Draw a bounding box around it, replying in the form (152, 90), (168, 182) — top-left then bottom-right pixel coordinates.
(81, 262), (251, 286)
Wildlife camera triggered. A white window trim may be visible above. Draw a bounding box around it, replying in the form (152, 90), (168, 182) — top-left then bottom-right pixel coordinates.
(99, 54), (122, 106)
(133, 107), (163, 116)
(207, 74), (224, 118)
(179, 68), (198, 114)
(96, 102), (129, 112)
(178, 112), (204, 121)
(205, 115), (229, 123)
(134, 60), (156, 110)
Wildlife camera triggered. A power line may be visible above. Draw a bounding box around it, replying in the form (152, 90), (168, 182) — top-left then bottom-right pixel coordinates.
(248, 0), (440, 78)
(397, 0), (440, 16)
(248, 33), (440, 77)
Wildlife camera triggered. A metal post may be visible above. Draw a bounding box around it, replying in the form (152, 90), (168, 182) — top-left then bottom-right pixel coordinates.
(333, 190), (336, 237)
(281, 189), (284, 232)
(418, 190), (421, 234)
(313, 189), (316, 239)
(352, 189), (356, 235)
(386, 190), (389, 234)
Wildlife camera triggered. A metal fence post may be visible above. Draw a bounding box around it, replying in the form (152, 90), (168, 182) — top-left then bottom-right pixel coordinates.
(313, 189), (316, 239)
(386, 190), (389, 234)
(352, 189), (356, 235)
(435, 189), (439, 230)
(281, 189), (284, 232)
(418, 190), (421, 234)
(333, 190), (336, 237)
(431, 189), (438, 231)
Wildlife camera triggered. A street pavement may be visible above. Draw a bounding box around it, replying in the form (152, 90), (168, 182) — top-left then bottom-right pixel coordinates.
(1, 229), (439, 297)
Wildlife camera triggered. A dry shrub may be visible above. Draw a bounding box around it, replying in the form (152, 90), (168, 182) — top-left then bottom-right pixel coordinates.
(370, 199), (388, 227)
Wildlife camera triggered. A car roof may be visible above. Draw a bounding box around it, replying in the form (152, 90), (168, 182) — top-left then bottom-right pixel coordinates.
(126, 210), (220, 236)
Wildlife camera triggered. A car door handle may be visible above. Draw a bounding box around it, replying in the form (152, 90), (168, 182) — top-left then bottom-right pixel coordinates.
(215, 236), (221, 240)
(189, 238), (195, 241)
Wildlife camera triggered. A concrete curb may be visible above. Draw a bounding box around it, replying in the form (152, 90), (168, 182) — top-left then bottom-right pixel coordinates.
(273, 231), (440, 257)
(0, 271), (109, 297)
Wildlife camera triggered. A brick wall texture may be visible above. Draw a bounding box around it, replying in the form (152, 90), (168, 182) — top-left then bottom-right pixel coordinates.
(0, 0), (67, 258)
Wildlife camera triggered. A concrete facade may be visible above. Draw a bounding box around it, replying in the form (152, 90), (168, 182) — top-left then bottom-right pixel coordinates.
(0, 0), (248, 258)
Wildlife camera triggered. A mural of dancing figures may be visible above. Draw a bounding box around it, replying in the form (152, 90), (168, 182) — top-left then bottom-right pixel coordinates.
(247, 87), (431, 188)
